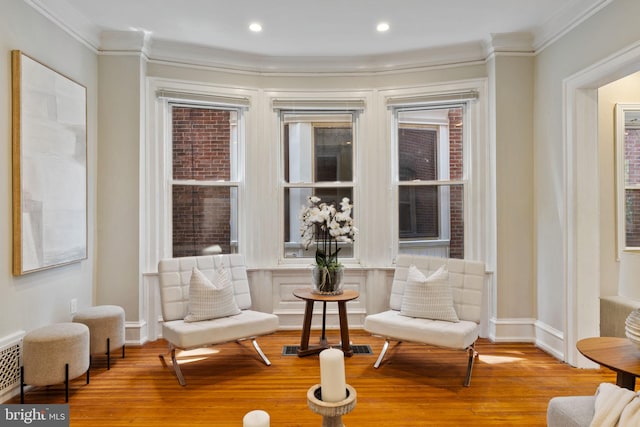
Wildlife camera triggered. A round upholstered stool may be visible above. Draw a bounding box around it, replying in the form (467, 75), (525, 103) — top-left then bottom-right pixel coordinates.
(21, 322), (90, 403)
(73, 305), (125, 370)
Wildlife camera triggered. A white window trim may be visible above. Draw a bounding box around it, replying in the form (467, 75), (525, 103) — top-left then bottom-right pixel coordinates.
(145, 77), (256, 272)
(380, 80), (490, 263)
(268, 91), (370, 266)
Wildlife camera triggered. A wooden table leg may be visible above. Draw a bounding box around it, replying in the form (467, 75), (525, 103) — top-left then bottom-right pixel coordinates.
(337, 301), (353, 357)
(297, 300), (328, 357)
(617, 372), (636, 390)
(297, 300), (314, 355)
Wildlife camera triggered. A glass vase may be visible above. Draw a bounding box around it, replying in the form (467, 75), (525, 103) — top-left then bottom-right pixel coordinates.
(311, 266), (344, 295)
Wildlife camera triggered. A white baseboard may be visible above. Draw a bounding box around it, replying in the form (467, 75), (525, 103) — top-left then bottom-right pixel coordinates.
(489, 317), (536, 342)
(534, 320), (565, 361)
(125, 321), (148, 345)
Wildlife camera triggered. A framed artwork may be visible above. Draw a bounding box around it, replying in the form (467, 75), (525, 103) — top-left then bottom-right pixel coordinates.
(11, 50), (87, 275)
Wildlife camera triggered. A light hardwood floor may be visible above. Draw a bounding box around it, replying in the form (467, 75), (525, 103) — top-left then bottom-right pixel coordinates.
(10, 330), (618, 426)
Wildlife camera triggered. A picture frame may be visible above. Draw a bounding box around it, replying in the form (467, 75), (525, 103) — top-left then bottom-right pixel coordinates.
(11, 50), (87, 275)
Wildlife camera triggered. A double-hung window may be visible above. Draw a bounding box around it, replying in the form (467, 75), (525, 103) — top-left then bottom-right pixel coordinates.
(392, 103), (468, 259)
(616, 104), (640, 253)
(281, 110), (356, 260)
(168, 102), (243, 257)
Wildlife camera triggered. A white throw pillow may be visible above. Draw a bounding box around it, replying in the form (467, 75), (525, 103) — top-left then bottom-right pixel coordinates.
(184, 266), (241, 322)
(400, 264), (459, 322)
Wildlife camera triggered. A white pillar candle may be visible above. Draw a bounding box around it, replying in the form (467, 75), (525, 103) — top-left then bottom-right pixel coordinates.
(243, 410), (270, 427)
(320, 348), (347, 402)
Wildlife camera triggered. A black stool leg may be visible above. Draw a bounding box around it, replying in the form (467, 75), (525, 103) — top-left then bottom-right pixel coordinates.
(20, 366), (25, 404)
(64, 363), (69, 403)
(106, 337), (110, 370)
(122, 344), (125, 359)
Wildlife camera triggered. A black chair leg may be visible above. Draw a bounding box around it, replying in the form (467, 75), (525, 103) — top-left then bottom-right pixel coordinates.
(20, 366), (25, 404)
(64, 363), (69, 403)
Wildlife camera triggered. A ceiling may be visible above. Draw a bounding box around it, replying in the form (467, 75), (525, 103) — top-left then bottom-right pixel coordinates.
(30, 0), (610, 71)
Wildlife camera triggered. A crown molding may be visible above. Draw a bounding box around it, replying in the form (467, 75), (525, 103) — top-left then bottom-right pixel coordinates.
(484, 32), (535, 57)
(25, 0), (613, 73)
(147, 38), (487, 74)
(100, 30), (150, 57)
(533, 0), (613, 52)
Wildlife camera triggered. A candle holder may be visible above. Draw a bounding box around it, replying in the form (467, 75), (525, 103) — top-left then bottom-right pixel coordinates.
(307, 384), (357, 427)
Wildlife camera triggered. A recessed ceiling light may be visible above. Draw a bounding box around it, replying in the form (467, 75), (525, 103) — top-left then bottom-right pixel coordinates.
(377, 22), (390, 32)
(249, 22), (262, 32)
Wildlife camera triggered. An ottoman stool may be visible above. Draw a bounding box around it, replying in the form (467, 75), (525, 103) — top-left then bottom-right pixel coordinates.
(73, 305), (125, 370)
(21, 322), (90, 403)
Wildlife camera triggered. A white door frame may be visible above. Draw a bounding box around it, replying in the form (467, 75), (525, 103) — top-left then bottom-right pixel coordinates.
(564, 41), (640, 367)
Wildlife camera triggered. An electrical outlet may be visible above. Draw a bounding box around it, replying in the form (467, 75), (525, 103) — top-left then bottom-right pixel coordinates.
(70, 298), (78, 315)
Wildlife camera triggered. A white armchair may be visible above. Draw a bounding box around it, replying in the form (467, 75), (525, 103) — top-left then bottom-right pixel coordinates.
(157, 254), (279, 385)
(364, 254), (486, 386)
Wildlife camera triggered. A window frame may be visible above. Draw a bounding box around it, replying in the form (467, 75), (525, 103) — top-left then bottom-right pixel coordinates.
(390, 97), (474, 260)
(615, 103), (640, 256)
(168, 102), (243, 256)
(276, 104), (362, 265)
(147, 80), (251, 264)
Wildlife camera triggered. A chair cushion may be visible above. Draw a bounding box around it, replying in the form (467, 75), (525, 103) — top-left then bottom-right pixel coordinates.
(400, 265), (459, 322)
(364, 309), (478, 349)
(162, 310), (279, 349)
(547, 396), (595, 427)
(184, 267), (240, 322)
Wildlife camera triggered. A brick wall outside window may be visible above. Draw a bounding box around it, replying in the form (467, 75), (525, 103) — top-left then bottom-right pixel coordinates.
(625, 129), (640, 247)
(172, 107), (233, 257)
(448, 108), (464, 259)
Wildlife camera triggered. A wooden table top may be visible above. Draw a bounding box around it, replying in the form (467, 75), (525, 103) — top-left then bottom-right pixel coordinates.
(293, 288), (359, 302)
(577, 337), (640, 376)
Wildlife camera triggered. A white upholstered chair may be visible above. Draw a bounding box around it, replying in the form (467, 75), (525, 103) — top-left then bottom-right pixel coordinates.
(157, 254), (279, 385)
(364, 254), (486, 386)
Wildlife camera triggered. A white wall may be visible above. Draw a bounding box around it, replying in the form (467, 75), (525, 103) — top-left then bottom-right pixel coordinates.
(534, 0), (640, 361)
(0, 0), (97, 341)
(491, 54), (535, 340)
(97, 54), (146, 341)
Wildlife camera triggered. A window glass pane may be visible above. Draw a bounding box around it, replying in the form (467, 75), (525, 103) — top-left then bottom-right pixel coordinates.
(284, 187), (353, 259)
(170, 104), (240, 257)
(172, 185), (237, 257)
(172, 106), (238, 181)
(398, 183), (464, 259)
(283, 113), (353, 184)
(624, 112), (640, 248)
(397, 106), (463, 182)
(625, 127), (640, 186)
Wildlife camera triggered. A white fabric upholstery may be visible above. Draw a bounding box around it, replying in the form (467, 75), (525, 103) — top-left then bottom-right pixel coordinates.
(547, 396), (595, 427)
(184, 267), (240, 322)
(364, 254), (486, 386)
(400, 265), (459, 322)
(388, 255), (485, 322)
(364, 310), (478, 349)
(158, 254), (253, 322)
(157, 254), (279, 385)
(163, 310), (280, 349)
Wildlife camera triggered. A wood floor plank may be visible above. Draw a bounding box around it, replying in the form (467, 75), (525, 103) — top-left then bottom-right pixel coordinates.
(9, 330), (618, 426)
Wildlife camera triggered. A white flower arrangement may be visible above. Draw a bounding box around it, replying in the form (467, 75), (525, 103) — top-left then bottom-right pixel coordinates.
(300, 196), (357, 271)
